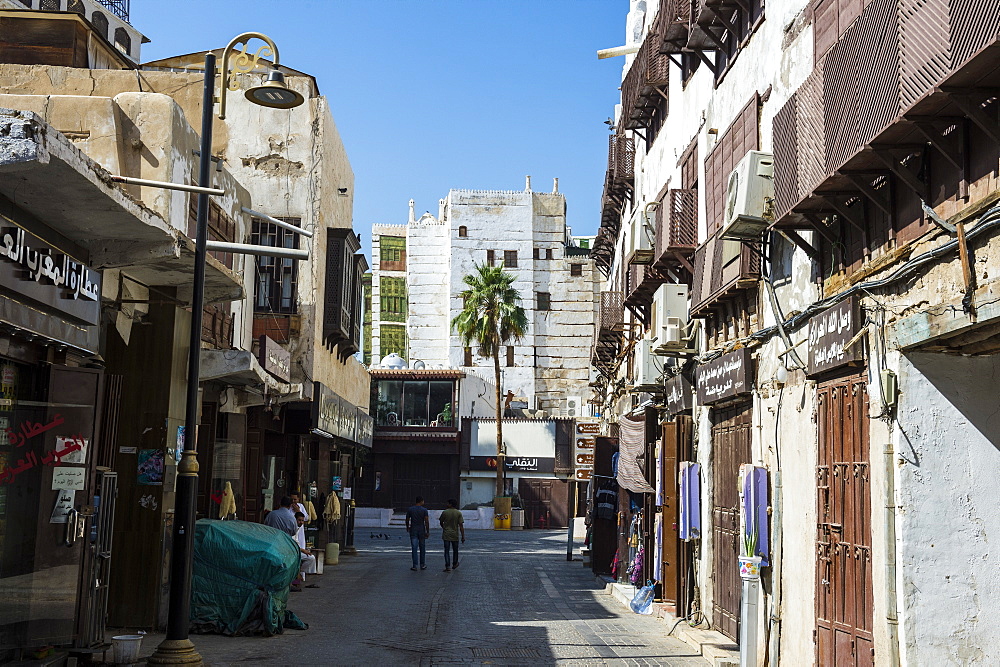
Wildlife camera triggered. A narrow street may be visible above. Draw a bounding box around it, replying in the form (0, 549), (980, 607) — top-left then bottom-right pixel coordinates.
(135, 530), (707, 666)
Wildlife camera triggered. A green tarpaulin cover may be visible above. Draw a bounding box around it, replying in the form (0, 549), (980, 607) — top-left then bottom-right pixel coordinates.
(190, 519), (308, 636)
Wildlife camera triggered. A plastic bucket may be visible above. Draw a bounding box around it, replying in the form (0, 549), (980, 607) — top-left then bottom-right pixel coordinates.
(111, 634), (143, 665)
(325, 542), (340, 566)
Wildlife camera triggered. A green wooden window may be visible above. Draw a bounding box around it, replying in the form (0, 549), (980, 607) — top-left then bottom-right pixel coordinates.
(381, 324), (407, 358)
(379, 236), (406, 265)
(380, 277), (407, 322)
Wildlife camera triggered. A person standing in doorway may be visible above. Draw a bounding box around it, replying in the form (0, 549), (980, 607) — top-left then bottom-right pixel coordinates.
(439, 499), (465, 572)
(290, 492), (308, 551)
(405, 496), (430, 571)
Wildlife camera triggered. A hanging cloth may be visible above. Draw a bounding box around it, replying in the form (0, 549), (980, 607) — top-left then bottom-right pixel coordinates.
(324, 492), (342, 521)
(218, 481), (237, 519)
(616, 415), (655, 493)
(678, 462), (702, 540)
(653, 513), (663, 581)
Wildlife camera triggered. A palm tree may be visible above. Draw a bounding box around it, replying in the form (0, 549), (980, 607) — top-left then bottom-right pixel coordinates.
(452, 262), (528, 498)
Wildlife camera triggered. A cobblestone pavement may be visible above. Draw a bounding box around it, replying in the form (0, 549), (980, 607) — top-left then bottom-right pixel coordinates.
(132, 529), (707, 666)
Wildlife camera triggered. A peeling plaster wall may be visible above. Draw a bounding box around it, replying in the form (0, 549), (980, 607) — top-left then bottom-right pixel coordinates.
(0, 63), (369, 408)
(894, 352), (1000, 665)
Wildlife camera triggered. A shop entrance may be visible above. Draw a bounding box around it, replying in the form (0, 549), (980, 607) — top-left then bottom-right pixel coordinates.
(518, 477), (569, 528)
(392, 455), (453, 510)
(710, 401), (752, 641)
(816, 372), (874, 665)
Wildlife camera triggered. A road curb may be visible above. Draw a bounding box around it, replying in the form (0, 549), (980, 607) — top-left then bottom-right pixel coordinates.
(595, 576), (739, 666)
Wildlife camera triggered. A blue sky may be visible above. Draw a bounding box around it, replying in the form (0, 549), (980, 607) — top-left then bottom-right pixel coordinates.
(133, 1), (625, 259)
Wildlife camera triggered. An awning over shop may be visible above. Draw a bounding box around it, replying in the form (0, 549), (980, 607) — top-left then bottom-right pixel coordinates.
(200, 349), (302, 399)
(0, 109), (242, 304)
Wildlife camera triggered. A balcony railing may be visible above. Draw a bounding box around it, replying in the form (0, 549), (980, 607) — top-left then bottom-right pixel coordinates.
(621, 25), (671, 131)
(690, 229), (760, 315)
(653, 188), (698, 276)
(772, 0), (999, 230)
(655, 0), (692, 54)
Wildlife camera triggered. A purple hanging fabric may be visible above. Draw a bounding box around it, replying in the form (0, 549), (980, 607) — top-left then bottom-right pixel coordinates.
(743, 466), (769, 566)
(679, 462), (701, 540)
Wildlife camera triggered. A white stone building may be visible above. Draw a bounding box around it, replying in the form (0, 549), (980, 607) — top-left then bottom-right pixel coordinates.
(589, 0), (1000, 665)
(370, 181), (599, 417)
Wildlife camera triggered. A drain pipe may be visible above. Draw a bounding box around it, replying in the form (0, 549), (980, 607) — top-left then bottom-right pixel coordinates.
(884, 441), (901, 666)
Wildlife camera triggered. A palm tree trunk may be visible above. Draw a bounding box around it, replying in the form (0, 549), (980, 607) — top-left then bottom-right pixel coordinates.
(494, 351), (504, 498)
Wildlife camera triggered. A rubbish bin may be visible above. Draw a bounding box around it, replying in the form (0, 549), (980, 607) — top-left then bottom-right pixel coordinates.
(111, 635), (143, 666)
(493, 497), (512, 531)
(510, 509), (524, 530)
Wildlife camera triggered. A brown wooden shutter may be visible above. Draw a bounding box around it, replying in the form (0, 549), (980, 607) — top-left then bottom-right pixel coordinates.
(704, 95), (760, 235)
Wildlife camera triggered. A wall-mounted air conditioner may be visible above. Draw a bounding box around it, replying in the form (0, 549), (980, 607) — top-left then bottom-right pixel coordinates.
(625, 211), (654, 265)
(721, 150), (774, 242)
(651, 284), (688, 351)
(565, 396), (583, 418)
(634, 338), (662, 392)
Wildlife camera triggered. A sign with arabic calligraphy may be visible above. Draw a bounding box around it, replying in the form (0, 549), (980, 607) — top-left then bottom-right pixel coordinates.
(807, 297), (863, 376)
(0, 223), (101, 325)
(696, 348), (752, 405)
(51, 466), (86, 490)
(258, 335), (291, 383)
(469, 456), (556, 473)
(664, 373), (694, 415)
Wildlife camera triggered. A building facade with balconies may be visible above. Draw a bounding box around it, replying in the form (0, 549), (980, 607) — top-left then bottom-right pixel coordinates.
(590, 0), (1000, 664)
(0, 10), (370, 644)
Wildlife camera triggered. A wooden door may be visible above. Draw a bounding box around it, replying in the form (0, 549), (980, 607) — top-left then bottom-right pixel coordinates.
(816, 373), (874, 666)
(711, 402), (752, 642)
(518, 478), (570, 528)
(660, 415), (694, 614)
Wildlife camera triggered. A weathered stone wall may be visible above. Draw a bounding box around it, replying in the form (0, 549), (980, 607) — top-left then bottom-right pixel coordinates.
(0, 62), (368, 408)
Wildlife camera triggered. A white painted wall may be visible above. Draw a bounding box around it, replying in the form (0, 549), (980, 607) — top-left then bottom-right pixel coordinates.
(894, 352), (1000, 665)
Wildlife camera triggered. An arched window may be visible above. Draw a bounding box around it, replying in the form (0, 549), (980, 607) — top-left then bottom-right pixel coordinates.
(67, 0), (85, 15)
(458, 226), (467, 238)
(114, 27), (131, 56)
(90, 11), (108, 40)
(40, 0), (59, 9)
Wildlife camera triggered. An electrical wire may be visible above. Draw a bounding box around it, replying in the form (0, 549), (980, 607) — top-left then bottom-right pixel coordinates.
(697, 204), (1000, 363)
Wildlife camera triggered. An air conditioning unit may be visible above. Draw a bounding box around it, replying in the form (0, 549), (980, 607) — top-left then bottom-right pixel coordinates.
(565, 396), (583, 418)
(721, 150), (774, 242)
(651, 284), (688, 353)
(633, 338), (662, 392)
(625, 212), (654, 265)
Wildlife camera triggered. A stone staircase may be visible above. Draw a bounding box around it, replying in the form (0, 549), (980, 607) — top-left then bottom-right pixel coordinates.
(388, 513), (407, 528)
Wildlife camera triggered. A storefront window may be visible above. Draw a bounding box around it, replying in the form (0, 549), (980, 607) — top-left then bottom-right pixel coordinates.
(372, 379), (458, 429)
(402, 381), (429, 426)
(429, 381), (454, 427)
(374, 381), (402, 426)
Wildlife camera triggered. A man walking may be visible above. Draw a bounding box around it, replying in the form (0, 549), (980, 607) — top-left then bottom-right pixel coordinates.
(439, 499), (465, 572)
(405, 496), (430, 571)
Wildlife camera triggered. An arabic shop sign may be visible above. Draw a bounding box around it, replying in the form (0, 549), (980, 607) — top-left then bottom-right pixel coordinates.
(469, 455), (556, 473)
(258, 335), (291, 383)
(807, 297), (863, 376)
(664, 373), (694, 415)
(696, 348), (752, 405)
(312, 382), (373, 448)
(0, 223), (101, 325)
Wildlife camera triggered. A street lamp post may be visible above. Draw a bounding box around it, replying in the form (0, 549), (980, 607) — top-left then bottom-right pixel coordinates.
(148, 35), (303, 666)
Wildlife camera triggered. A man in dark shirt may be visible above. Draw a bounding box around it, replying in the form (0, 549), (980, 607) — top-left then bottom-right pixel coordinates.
(405, 496), (430, 571)
(264, 496), (298, 537)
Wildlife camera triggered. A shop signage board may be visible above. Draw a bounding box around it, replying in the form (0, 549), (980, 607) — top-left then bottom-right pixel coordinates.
(574, 420), (598, 479)
(312, 382), (340, 438)
(696, 348), (752, 405)
(258, 335), (291, 383)
(468, 456), (556, 473)
(0, 222), (101, 325)
(356, 409), (373, 448)
(807, 297), (863, 376)
(311, 382), (371, 447)
(664, 373), (694, 415)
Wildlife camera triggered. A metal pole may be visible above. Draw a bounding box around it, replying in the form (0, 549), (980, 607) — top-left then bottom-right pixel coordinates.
(566, 480), (576, 561)
(148, 52), (215, 667)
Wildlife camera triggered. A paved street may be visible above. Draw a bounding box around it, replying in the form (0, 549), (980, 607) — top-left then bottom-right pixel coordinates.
(131, 529), (706, 666)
